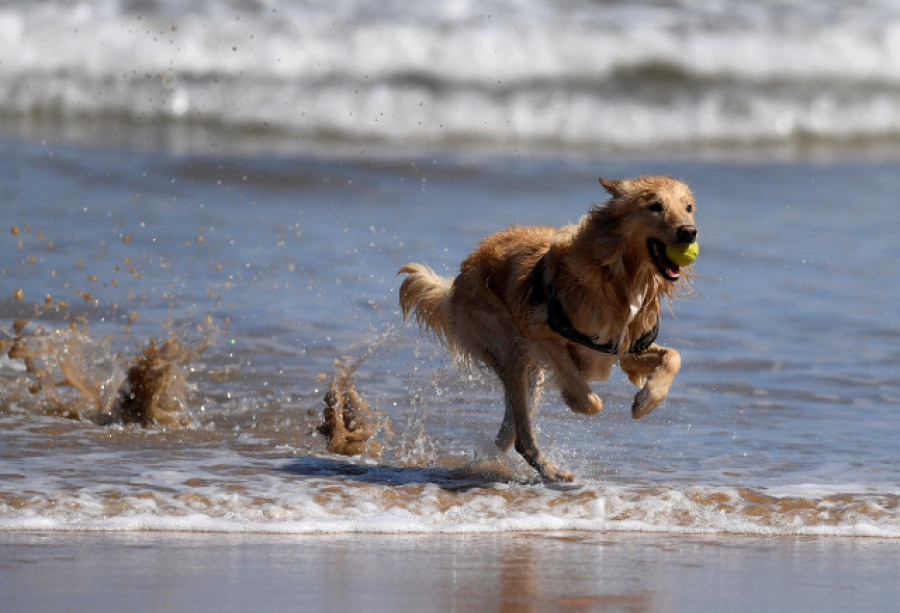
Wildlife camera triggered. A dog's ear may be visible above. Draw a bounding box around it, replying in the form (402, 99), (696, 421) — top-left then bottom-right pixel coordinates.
(599, 177), (626, 198)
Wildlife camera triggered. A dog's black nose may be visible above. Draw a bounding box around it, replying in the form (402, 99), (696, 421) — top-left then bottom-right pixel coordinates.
(676, 225), (698, 243)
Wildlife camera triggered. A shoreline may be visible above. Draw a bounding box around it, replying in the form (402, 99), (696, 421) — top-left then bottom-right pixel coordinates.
(3, 530), (898, 611)
(1, 524), (899, 539)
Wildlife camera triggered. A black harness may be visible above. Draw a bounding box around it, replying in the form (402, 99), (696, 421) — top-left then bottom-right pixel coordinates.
(527, 254), (659, 355)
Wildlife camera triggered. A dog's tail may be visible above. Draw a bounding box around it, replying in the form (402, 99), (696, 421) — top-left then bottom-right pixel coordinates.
(398, 263), (454, 348)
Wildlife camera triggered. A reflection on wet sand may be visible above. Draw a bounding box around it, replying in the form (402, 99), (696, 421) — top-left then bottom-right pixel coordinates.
(5, 531), (896, 612)
(309, 532), (657, 612)
(497, 536), (653, 612)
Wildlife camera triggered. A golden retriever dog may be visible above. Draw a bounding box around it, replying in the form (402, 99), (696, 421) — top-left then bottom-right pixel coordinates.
(398, 176), (697, 482)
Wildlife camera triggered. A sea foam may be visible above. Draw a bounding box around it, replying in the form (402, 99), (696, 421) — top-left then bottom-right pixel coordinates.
(4, 0), (900, 150)
(2, 451), (899, 538)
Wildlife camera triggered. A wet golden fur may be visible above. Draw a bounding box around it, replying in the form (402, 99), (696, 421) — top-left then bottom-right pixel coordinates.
(399, 176), (697, 482)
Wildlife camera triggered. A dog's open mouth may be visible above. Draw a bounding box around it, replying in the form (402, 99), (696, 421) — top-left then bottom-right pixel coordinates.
(647, 238), (681, 281)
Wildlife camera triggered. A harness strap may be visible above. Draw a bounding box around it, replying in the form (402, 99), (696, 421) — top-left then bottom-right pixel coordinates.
(527, 254), (659, 355)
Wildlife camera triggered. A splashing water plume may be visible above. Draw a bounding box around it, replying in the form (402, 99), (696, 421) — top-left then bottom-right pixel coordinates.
(108, 337), (200, 427)
(2, 315), (219, 428)
(319, 353), (391, 458)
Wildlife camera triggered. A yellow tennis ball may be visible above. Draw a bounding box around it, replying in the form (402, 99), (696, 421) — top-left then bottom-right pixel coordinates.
(665, 242), (699, 267)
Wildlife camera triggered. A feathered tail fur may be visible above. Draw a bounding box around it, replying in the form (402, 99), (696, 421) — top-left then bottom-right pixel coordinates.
(398, 263), (454, 348)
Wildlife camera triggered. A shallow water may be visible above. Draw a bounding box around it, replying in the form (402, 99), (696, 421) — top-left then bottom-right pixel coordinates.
(2, 0), (900, 542)
(1, 136), (899, 537)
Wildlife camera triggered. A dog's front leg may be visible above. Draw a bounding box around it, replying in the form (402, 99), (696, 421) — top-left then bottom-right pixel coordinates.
(619, 344), (681, 419)
(536, 340), (603, 415)
(498, 354), (574, 483)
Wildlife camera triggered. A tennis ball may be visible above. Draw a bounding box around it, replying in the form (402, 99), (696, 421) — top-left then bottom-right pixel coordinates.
(665, 242), (699, 267)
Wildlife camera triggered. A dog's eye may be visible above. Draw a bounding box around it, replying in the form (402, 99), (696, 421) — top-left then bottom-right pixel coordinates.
(648, 201), (664, 213)
(686, 204), (693, 213)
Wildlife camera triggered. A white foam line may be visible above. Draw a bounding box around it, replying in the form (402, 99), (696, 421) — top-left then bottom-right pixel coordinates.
(2, 509), (899, 539)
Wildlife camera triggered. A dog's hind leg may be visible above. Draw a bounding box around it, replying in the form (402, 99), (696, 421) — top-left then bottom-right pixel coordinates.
(447, 282), (569, 481)
(495, 398), (516, 452)
(620, 344), (682, 419)
(495, 364), (543, 452)
(498, 353), (574, 483)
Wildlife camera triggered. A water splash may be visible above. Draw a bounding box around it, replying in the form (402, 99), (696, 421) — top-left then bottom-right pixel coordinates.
(2, 314), (221, 427)
(318, 352), (391, 458)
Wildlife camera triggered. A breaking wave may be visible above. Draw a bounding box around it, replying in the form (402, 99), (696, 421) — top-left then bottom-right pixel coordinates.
(4, 0), (900, 151)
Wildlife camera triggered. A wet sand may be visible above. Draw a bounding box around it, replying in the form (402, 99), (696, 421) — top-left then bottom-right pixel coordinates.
(1, 531), (897, 611)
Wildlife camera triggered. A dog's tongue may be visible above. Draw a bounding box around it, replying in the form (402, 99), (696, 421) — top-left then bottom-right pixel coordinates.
(656, 245), (680, 279)
(648, 239), (681, 281)
(663, 257), (680, 279)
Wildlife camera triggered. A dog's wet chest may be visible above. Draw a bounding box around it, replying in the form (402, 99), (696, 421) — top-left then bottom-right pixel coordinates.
(583, 285), (649, 342)
(619, 287), (654, 347)
(627, 288), (645, 324)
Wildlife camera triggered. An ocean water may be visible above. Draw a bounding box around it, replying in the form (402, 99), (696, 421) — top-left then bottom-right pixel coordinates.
(6, 0), (900, 154)
(1, 0), (900, 541)
(2, 143), (898, 538)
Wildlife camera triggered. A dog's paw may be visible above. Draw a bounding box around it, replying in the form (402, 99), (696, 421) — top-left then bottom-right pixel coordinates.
(562, 391), (603, 415)
(516, 442), (576, 483)
(540, 464), (576, 483)
(631, 386), (666, 419)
